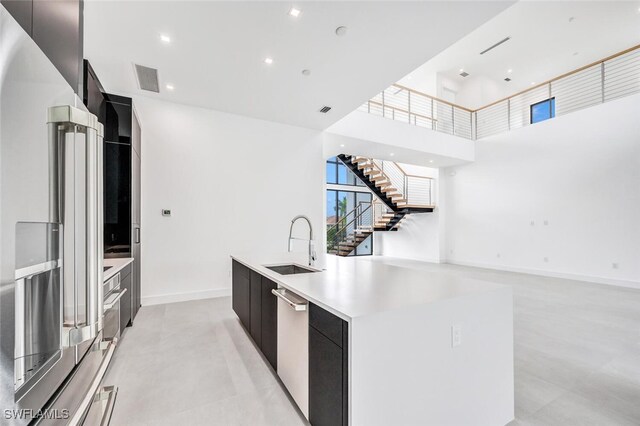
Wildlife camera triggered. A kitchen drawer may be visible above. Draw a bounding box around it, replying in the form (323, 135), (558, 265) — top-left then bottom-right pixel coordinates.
(119, 263), (132, 279)
(309, 303), (343, 348)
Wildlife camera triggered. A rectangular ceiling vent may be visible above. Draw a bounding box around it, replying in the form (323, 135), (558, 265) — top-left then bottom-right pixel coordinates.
(480, 36), (511, 55)
(134, 64), (160, 93)
(460, 71), (469, 77)
(319, 106), (332, 113)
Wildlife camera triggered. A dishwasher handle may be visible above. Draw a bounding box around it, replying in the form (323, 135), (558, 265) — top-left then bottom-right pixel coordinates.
(271, 288), (307, 311)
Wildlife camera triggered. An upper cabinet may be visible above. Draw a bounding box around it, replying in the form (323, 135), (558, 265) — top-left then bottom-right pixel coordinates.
(2, 0), (83, 93)
(1, 1), (32, 35)
(104, 94), (133, 144)
(83, 60), (106, 125)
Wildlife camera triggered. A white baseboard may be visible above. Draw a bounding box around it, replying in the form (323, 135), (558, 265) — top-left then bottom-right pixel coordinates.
(445, 259), (640, 290)
(142, 287), (231, 306)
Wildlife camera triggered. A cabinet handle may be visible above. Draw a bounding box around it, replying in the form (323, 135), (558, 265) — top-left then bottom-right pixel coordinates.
(271, 288), (307, 311)
(104, 287), (127, 311)
(135, 228), (140, 244)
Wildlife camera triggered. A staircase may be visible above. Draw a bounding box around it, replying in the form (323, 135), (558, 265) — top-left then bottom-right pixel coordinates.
(327, 155), (435, 256)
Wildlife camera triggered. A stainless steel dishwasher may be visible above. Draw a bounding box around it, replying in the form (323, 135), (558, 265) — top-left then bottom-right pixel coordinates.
(272, 287), (309, 420)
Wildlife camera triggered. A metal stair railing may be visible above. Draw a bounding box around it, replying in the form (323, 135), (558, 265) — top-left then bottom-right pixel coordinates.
(326, 202), (373, 254)
(358, 157), (434, 208)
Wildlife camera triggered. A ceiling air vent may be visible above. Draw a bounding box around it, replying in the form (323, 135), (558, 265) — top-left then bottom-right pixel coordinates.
(459, 71), (469, 77)
(319, 106), (332, 113)
(504, 77), (512, 82)
(480, 36), (511, 55)
(134, 64), (160, 93)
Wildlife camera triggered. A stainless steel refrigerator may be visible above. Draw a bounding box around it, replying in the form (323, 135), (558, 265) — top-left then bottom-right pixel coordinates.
(1, 7), (114, 425)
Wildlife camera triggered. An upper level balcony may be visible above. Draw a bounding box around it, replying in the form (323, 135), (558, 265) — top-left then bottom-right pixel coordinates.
(357, 43), (640, 142)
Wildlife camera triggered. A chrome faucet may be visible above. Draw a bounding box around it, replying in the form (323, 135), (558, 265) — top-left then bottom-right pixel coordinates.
(288, 215), (316, 266)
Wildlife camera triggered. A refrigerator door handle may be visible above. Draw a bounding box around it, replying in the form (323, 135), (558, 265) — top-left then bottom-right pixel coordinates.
(135, 227), (141, 244)
(48, 106), (105, 346)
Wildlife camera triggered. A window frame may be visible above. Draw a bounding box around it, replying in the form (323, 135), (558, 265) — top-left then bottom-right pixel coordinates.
(325, 156), (366, 187)
(530, 97), (556, 124)
(326, 189), (373, 256)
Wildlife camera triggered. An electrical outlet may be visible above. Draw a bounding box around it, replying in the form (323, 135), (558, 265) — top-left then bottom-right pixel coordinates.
(451, 325), (462, 348)
(530, 220), (535, 226)
(162, 209), (172, 217)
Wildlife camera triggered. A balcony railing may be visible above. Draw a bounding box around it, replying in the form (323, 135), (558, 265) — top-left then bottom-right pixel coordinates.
(359, 43), (640, 141)
(475, 44), (640, 138)
(358, 84), (474, 140)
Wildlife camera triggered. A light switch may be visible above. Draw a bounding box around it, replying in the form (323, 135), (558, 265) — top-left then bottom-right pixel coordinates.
(451, 325), (462, 348)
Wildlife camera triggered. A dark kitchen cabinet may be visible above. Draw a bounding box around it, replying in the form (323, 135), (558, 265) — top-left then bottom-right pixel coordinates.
(119, 271), (132, 336)
(232, 261), (251, 330)
(250, 271), (262, 347)
(231, 261), (278, 371)
(131, 109), (141, 321)
(104, 95), (133, 144)
(3, 0), (83, 93)
(260, 276), (278, 371)
(103, 93), (142, 325)
(1, 0), (32, 35)
(309, 303), (349, 426)
(83, 60), (105, 124)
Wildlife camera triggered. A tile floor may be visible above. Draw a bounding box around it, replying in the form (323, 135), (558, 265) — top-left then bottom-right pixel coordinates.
(105, 262), (640, 425)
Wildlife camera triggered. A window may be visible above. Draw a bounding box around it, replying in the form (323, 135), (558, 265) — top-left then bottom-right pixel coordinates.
(530, 97), (555, 124)
(326, 189), (372, 256)
(325, 156), (365, 186)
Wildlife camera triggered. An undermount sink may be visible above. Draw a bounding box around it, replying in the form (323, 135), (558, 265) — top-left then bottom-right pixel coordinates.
(264, 264), (319, 275)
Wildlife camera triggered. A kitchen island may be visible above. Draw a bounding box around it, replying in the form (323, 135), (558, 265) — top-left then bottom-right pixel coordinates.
(231, 254), (514, 426)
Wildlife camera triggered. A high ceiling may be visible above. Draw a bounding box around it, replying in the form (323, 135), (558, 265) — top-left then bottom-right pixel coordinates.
(83, 1), (511, 129)
(399, 1), (640, 109)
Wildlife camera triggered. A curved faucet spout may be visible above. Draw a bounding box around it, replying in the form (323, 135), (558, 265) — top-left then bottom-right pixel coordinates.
(288, 215), (316, 266)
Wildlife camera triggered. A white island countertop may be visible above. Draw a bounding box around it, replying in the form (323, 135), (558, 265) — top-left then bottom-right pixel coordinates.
(231, 253), (508, 321)
(103, 257), (134, 282)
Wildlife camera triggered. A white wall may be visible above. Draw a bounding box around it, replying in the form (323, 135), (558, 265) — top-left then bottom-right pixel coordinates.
(325, 111), (474, 167)
(374, 165), (444, 263)
(444, 93), (640, 288)
(134, 96), (325, 305)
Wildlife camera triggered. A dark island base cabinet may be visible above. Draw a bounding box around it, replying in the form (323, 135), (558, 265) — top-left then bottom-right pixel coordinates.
(309, 303), (349, 426)
(232, 261), (348, 425)
(232, 260), (277, 371)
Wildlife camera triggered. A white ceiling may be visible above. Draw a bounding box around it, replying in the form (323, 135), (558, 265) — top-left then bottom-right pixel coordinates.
(399, 1), (640, 109)
(83, 1), (512, 129)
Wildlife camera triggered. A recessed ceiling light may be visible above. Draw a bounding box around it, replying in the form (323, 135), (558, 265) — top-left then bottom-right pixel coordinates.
(264, 57), (274, 65)
(459, 68), (464, 73)
(301, 69), (311, 76)
(166, 84), (174, 90)
(507, 69), (513, 73)
(160, 34), (171, 43)
(531, 82), (536, 85)
(340, 144), (345, 148)
(429, 160), (434, 163)
(335, 26), (348, 37)
(288, 7), (301, 17)
(407, 76), (412, 80)
(390, 153), (395, 157)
